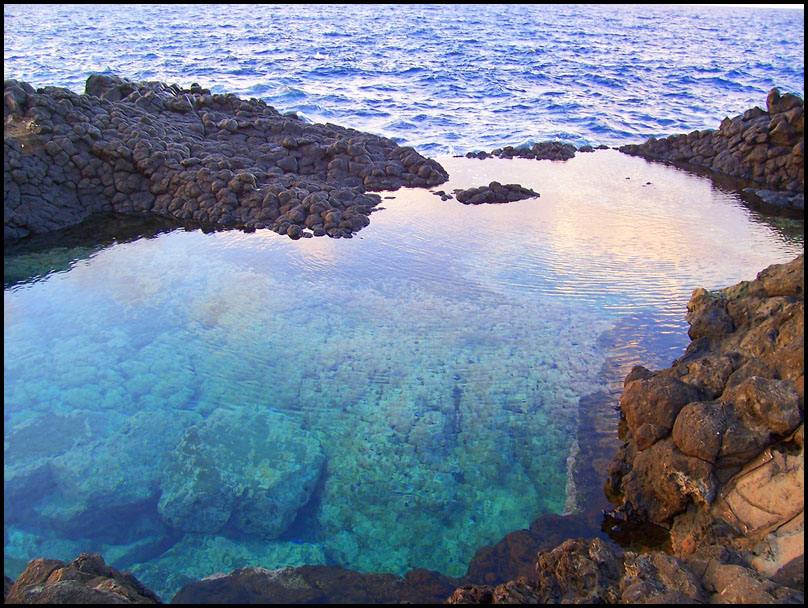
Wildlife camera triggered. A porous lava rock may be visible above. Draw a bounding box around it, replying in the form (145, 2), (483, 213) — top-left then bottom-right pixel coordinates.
(5, 553), (160, 604)
(606, 255), (804, 585)
(4, 75), (448, 240)
(454, 181), (539, 204)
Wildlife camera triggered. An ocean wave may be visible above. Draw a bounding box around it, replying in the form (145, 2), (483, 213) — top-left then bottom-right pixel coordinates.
(3, 4), (803, 155)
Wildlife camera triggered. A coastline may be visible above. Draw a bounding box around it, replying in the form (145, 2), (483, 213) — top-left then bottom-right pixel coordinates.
(3, 79), (805, 604)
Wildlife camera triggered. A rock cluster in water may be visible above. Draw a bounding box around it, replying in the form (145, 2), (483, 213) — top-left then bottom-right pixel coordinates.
(454, 182), (540, 205)
(620, 88), (804, 211)
(464, 141), (582, 161)
(3, 75), (448, 240)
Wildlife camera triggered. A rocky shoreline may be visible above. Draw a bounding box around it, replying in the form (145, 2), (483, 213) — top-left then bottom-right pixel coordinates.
(620, 88), (804, 212)
(450, 254), (804, 604)
(4, 75), (448, 241)
(4, 79), (804, 246)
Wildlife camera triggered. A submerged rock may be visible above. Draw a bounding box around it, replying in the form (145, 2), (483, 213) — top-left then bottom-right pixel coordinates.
(3, 75), (448, 240)
(619, 88), (804, 211)
(171, 564), (458, 604)
(454, 181), (539, 204)
(157, 408), (324, 538)
(129, 535), (327, 602)
(5, 553), (160, 604)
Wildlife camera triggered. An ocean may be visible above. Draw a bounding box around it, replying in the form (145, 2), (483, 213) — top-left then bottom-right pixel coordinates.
(4, 4), (804, 154)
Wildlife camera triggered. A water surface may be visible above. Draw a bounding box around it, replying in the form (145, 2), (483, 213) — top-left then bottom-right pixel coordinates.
(4, 5), (804, 153)
(3, 153), (803, 599)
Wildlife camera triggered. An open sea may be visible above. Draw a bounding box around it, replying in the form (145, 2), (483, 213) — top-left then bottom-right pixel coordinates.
(3, 4), (805, 602)
(3, 4), (805, 154)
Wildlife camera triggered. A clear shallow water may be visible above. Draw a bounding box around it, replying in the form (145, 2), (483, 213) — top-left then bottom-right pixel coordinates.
(3, 5), (804, 154)
(4, 153), (803, 599)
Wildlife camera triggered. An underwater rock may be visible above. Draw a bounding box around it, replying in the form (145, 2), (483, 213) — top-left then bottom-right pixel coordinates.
(4, 409), (197, 543)
(3, 75), (448, 240)
(157, 408), (324, 538)
(171, 564), (459, 604)
(454, 181), (539, 204)
(619, 88), (804, 211)
(128, 534), (326, 602)
(5, 553), (160, 604)
(606, 255), (804, 584)
(464, 141), (577, 161)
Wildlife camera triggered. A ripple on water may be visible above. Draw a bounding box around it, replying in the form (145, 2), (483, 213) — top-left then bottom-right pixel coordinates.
(4, 5), (803, 154)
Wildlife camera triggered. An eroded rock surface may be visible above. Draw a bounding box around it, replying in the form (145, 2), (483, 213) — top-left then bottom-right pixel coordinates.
(620, 88), (804, 210)
(5, 553), (160, 604)
(607, 255), (804, 586)
(448, 538), (803, 604)
(454, 181), (539, 204)
(4, 75), (448, 240)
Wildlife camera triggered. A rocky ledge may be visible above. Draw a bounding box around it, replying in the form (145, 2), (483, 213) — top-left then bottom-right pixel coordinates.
(619, 88), (804, 211)
(450, 254), (804, 604)
(4, 75), (448, 241)
(454, 182), (540, 205)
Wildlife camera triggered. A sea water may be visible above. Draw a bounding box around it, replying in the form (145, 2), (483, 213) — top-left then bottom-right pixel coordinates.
(3, 4), (804, 154)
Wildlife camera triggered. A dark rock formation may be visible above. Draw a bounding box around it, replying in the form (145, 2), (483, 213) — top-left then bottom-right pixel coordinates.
(454, 181), (539, 204)
(619, 88), (804, 211)
(448, 538), (803, 604)
(607, 255), (804, 583)
(5, 553), (160, 604)
(4, 75), (448, 241)
(464, 141), (578, 161)
(170, 565), (458, 604)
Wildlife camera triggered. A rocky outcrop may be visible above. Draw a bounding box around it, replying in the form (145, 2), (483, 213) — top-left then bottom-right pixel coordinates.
(606, 255), (804, 584)
(448, 538), (803, 604)
(454, 181), (539, 204)
(464, 141), (580, 161)
(448, 255), (804, 604)
(5, 553), (160, 604)
(4, 75), (448, 241)
(619, 88), (804, 210)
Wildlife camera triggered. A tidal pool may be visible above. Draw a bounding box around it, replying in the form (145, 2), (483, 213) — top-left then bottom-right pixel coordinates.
(4, 152), (803, 600)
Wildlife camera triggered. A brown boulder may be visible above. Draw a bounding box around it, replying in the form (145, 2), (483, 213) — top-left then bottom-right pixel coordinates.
(5, 553), (160, 604)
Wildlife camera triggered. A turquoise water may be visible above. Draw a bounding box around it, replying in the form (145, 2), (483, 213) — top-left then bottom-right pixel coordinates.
(3, 153), (804, 599)
(3, 5), (804, 154)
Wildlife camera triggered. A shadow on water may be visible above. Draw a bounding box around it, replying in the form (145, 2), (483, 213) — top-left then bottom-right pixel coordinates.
(3, 214), (181, 289)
